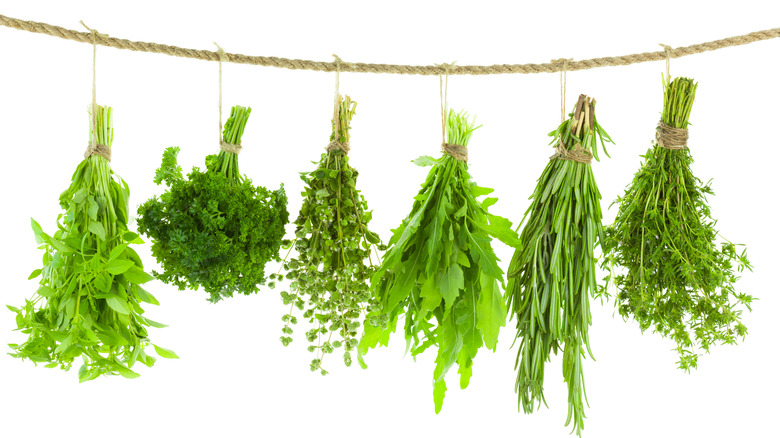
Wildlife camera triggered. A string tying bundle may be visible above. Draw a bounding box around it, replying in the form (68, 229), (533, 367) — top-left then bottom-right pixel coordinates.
(84, 143), (112, 161)
(220, 140), (242, 154)
(655, 121), (688, 150)
(441, 142), (468, 162)
(551, 145), (592, 164)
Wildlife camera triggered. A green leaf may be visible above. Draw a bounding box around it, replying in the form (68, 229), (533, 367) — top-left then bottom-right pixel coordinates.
(122, 266), (154, 284)
(36, 285), (56, 298)
(437, 264), (464, 311)
(28, 269), (43, 280)
(433, 378), (447, 414)
(413, 155), (438, 167)
(134, 286), (160, 305)
(419, 276), (442, 316)
(153, 344), (179, 359)
(30, 218), (45, 244)
(88, 221), (106, 241)
(97, 329), (129, 346)
(476, 273), (506, 350)
(105, 259), (135, 275)
(105, 296), (131, 315)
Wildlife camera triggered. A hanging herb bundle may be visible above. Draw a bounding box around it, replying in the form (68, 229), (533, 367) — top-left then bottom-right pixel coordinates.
(8, 105), (176, 381)
(137, 106), (289, 303)
(279, 95), (386, 375)
(359, 109), (520, 412)
(507, 95), (613, 435)
(601, 75), (753, 371)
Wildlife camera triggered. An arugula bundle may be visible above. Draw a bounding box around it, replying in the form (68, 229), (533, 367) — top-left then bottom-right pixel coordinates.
(507, 95), (613, 435)
(601, 76), (753, 371)
(359, 109), (520, 412)
(280, 95), (385, 374)
(8, 105), (176, 382)
(137, 106), (289, 303)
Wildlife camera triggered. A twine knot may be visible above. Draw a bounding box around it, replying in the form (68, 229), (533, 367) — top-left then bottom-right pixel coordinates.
(550, 143), (592, 164)
(656, 120), (688, 150)
(441, 143), (468, 162)
(327, 139), (350, 155)
(220, 140), (242, 154)
(84, 143), (111, 161)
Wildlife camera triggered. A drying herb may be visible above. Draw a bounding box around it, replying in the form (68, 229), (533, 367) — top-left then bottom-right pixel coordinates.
(8, 105), (176, 382)
(507, 95), (613, 435)
(359, 109), (520, 412)
(137, 106), (289, 303)
(279, 95), (386, 375)
(600, 76), (753, 371)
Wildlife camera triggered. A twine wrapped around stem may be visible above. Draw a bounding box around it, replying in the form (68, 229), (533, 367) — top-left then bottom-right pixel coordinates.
(656, 120), (688, 150)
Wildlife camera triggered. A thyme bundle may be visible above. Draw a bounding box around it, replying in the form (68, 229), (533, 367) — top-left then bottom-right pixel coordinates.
(507, 95), (613, 435)
(279, 95), (386, 374)
(601, 75), (753, 371)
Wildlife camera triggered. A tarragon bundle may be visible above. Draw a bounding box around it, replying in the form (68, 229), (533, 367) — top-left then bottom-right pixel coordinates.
(601, 76), (753, 371)
(359, 109), (520, 412)
(137, 106), (289, 303)
(8, 105), (176, 382)
(507, 95), (613, 435)
(279, 95), (385, 375)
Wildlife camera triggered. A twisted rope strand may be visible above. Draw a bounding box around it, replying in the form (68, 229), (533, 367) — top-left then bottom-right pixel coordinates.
(2, 14), (778, 76)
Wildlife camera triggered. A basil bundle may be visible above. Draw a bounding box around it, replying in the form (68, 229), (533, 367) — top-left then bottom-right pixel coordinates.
(601, 76), (753, 371)
(359, 109), (520, 412)
(507, 95), (613, 435)
(137, 106), (290, 302)
(8, 106), (176, 381)
(279, 95), (386, 374)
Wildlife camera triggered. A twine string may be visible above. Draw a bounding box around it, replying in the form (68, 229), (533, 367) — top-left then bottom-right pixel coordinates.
(2, 15), (778, 75)
(437, 61), (455, 145)
(327, 55), (351, 155)
(553, 58), (572, 123)
(659, 43), (673, 78)
(79, 21), (111, 161)
(215, 42), (227, 144)
(656, 120), (688, 150)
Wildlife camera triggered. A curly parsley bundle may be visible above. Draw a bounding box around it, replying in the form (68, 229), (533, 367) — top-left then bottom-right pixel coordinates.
(507, 95), (613, 435)
(601, 76), (753, 371)
(360, 109), (520, 412)
(8, 105), (176, 381)
(137, 105), (289, 302)
(279, 95), (385, 375)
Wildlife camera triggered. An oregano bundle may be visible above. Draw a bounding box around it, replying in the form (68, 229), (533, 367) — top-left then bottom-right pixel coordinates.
(601, 76), (753, 371)
(507, 95), (613, 435)
(279, 95), (385, 375)
(359, 109), (521, 412)
(137, 106), (289, 302)
(8, 105), (176, 381)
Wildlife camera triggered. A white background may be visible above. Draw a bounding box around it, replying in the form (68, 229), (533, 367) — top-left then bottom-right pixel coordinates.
(0, 1), (778, 437)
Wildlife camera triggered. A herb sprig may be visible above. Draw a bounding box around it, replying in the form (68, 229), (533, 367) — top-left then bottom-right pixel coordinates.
(601, 76), (753, 371)
(359, 109), (521, 412)
(279, 95), (386, 374)
(507, 95), (614, 435)
(8, 105), (176, 381)
(137, 105), (289, 302)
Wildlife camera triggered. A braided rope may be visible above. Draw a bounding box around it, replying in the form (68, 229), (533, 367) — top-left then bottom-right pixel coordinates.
(2, 14), (778, 76)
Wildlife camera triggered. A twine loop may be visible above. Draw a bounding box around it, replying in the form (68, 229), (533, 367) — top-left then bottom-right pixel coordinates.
(84, 143), (112, 161)
(441, 143), (468, 162)
(659, 43), (674, 78)
(656, 120), (688, 150)
(327, 139), (351, 154)
(220, 140), (242, 155)
(550, 144), (592, 164)
(552, 58), (573, 123)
